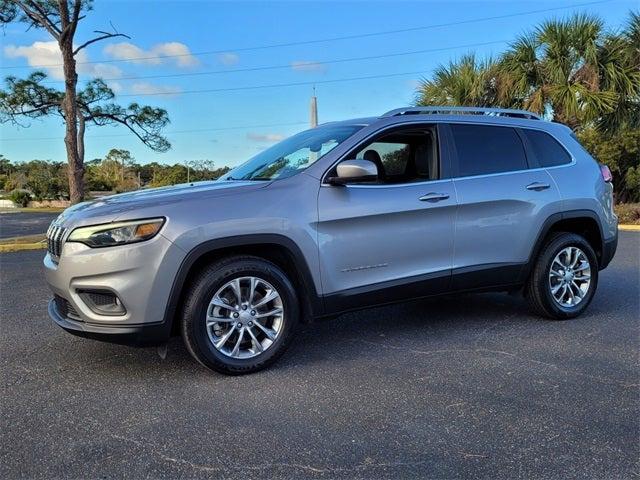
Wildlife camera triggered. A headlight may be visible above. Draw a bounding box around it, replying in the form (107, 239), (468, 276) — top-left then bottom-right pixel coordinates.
(68, 218), (165, 248)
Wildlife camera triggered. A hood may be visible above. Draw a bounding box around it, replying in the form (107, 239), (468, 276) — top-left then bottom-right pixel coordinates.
(57, 180), (269, 227)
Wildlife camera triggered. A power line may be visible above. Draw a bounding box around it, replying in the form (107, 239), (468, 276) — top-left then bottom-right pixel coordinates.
(1, 121), (308, 142)
(0, 0), (611, 70)
(113, 70), (431, 97)
(41, 39), (509, 84)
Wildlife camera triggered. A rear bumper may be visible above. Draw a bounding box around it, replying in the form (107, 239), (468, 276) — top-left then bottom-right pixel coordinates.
(600, 231), (618, 270)
(48, 298), (171, 346)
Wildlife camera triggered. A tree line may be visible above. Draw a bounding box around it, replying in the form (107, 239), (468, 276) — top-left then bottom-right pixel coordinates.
(0, 150), (230, 205)
(416, 11), (639, 203)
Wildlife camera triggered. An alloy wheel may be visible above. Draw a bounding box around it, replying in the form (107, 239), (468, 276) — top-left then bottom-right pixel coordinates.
(205, 276), (284, 359)
(548, 246), (592, 308)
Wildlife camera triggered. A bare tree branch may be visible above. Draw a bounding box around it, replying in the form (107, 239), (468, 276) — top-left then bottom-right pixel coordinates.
(21, 1), (61, 39)
(73, 30), (131, 55)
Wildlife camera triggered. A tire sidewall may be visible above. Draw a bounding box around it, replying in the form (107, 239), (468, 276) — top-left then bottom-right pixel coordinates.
(538, 235), (599, 319)
(185, 259), (299, 373)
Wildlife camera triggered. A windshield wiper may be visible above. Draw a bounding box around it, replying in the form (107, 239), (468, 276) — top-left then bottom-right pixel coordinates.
(225, 176), (271, 181)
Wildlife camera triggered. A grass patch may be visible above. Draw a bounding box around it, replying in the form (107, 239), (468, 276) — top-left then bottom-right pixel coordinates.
(615, 203), (640, 225)
(0, 234), (46, 253)
(0, 234), (46, 245)
(0, 207), (65, 214)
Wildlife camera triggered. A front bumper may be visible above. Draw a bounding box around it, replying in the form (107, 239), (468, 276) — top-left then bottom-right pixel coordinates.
(48, 298), (170, 346)
(44, 233), (184, 346)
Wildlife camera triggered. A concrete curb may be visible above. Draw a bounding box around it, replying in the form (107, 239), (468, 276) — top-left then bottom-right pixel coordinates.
(0, 242), (46, 253)
(619, 225), (640, 232)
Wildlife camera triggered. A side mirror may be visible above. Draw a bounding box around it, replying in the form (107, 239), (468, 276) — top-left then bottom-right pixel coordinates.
(327, 159), (378, 185)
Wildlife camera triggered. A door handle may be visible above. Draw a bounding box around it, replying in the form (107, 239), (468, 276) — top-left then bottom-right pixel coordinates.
(526, 182), (551, 191)
(419, 192), (450, 202)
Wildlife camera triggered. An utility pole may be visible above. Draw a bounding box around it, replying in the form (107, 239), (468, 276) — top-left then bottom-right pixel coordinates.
(310, 86), (318, 128)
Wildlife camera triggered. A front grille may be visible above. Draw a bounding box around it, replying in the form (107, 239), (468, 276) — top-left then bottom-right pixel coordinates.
(54, 295), (81, 321)
(46, 223), (67, 259)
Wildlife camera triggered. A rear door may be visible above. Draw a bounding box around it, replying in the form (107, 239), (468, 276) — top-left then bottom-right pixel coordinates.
(444, 122), (561, 288)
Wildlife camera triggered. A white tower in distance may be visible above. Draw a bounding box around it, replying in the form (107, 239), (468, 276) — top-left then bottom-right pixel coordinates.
(310, 86), (318, 128)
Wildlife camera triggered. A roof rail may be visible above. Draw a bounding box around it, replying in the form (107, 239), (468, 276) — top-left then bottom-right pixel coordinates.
(382, 106), (542, 120)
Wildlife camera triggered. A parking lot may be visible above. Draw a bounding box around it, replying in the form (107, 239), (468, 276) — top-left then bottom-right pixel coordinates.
(1, 232), (638, 479)
(0, 211), (60, 239)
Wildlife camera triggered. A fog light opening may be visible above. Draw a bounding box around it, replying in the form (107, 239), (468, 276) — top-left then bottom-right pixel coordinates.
(78, 290), (127, 316)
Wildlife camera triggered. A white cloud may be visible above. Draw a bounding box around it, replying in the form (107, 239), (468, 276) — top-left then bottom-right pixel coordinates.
(4, 41), (122, 80)
(4, 41), (63, 78)
(89, 62), (123, 79)
(247, 133), (285, 143)
(217, 52), (239, 66)
(291, 60), (327, 73)
(108, 81), (123, 94)
(104, 41), (199, 67)
(130, 82), (181, 96)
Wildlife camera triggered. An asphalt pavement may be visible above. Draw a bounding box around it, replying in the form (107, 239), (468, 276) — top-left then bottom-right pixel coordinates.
(0, 211), (60, 238)
(1, 232), (638, 479)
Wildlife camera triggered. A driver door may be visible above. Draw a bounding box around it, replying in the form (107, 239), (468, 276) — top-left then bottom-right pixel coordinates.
(317, 124), (457, 311)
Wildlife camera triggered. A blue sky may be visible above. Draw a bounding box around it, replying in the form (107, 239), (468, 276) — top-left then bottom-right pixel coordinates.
(0, 0), (635, 168)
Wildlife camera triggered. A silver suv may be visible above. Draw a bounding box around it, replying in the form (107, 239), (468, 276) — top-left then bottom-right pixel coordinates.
(44, 107), (618, 374)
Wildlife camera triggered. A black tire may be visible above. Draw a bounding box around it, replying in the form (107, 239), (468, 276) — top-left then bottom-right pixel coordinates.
(181, 255), (299, 375)
(526, 232), (599, 320)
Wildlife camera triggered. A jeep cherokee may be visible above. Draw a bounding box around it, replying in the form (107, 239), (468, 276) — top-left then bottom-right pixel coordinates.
(44, 107), (618, 374)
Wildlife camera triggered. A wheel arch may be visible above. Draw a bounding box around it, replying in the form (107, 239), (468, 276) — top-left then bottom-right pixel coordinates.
(164, 234), (323, 336)
(524, 209), (605, 281)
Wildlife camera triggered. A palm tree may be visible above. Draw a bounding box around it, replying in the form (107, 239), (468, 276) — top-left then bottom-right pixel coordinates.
(416, 12), (639, 132)
(596, 11), (640, 132)
(498, 13), (632, 129)
(416, 54), (500, 107)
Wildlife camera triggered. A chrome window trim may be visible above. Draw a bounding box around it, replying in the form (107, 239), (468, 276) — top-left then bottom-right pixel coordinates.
(320, 120), (443, 187)
(336, 177), (453, 190)
(319, 117), (578, 187)
(445, 122), (577, 180)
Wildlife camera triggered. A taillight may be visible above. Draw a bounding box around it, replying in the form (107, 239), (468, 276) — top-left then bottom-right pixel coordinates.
(599, 163), (612, 183)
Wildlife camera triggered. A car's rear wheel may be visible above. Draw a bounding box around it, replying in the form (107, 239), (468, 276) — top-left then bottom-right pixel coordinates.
(181, 256), (299, 374)
(526, 232), (598, 319)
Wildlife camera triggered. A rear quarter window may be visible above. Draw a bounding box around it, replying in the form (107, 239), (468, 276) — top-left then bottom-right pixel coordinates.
(523, 129), (572, 167)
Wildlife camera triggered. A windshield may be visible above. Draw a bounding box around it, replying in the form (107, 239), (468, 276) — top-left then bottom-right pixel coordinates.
(221, 124), (363, 181)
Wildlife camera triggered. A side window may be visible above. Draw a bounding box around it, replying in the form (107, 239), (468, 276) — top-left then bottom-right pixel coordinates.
(450, 124), (528, 177)
(523, 129), (572, 167)
(356, 142), (411, 176)
(349, 128), (439, 184)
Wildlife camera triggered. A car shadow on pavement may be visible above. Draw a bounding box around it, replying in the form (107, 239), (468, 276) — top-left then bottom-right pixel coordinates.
(64, 291), (545, 378)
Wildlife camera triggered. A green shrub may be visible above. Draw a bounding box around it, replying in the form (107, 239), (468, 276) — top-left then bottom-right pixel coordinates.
(577, 128), (640, 204)
(8, 189), (31, 207)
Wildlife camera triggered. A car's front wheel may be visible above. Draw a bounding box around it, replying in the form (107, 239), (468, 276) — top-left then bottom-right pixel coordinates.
(526, 232), (598, 319)
(181, 256), (299, 374)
